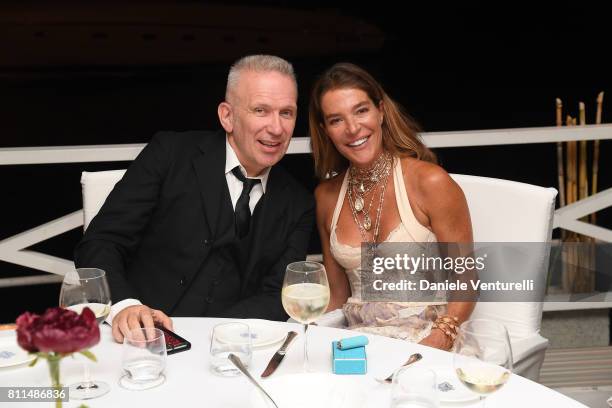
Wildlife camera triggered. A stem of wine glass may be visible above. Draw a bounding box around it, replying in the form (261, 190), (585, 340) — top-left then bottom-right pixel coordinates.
(78, 360), (95, 390)
(480, 395), (486, 408)
(303, 323), (309, 372)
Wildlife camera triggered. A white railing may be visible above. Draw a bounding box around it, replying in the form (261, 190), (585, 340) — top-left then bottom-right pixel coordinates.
(1, 124), (611, 289)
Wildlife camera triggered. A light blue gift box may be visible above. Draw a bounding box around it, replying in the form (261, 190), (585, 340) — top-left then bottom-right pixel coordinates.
(331, 341), (367, 375)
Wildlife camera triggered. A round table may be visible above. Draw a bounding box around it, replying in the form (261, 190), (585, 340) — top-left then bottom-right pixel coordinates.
(0, 317), (585, 407)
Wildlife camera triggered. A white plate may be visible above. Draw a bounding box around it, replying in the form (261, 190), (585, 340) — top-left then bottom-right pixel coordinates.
(246, 321), (289, 349)
(216, 320), (288, 349)
(0, 331), (36, 369)
(433, 366), (480, 404)
(250, 373), (366, 408)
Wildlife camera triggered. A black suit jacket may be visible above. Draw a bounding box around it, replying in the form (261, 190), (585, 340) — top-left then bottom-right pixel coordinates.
(74, 131), (315, 321)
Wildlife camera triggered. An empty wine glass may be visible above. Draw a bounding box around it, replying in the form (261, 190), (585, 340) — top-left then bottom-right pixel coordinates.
(391, 366), (438, 408)
(281, 261), (330, 372)
(453, 319), (513, 407)
(59, 268), (111, 400)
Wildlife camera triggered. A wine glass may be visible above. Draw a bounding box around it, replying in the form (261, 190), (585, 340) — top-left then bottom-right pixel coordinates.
(281, 261), (330, 371)
(391, 366), (438, 408)
(453, 319), (513, 407)
(59, 267), (111, 400)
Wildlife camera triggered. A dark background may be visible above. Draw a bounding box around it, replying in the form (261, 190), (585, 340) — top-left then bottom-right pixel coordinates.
(1, 1), (610, 324)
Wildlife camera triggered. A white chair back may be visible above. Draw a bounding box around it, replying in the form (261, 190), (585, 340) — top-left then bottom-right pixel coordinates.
(450, 174), (557, 339)
(81, 170), (126, 230)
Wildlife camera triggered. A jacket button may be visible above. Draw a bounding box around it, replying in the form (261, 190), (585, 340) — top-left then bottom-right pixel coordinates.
(180, 276), (187, 286)
(205, 296), (213, 303)
(204, 239), (213, 246)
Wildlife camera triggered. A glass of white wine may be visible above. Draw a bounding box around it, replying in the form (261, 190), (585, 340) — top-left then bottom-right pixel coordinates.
(59, 267), (111, 400)
(281, 261), (330, 372)
(453, 319), (513, 407)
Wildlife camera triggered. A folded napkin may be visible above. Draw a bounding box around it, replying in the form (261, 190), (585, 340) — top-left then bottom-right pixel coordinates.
(315, 309), (346, 328)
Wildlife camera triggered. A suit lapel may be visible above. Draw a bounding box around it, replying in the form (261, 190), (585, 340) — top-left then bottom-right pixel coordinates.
(242, 165), (289, 290)
(191, 132), (233, 243)
(192, 133), (291, 290)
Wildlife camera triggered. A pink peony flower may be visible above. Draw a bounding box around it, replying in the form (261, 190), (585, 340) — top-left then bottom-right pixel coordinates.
(16, 307), (100, 354)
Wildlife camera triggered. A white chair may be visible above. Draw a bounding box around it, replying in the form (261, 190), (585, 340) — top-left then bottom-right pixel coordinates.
(81, 169), (126, 230)
(316, 174), (557, 382)
(451, 174), (556, 381)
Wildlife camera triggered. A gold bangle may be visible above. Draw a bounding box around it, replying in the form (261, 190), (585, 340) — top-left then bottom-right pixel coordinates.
(433, 315), (460, 342)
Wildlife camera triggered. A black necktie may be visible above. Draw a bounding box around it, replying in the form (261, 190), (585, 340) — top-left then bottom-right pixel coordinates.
(231, 166), (261, 239)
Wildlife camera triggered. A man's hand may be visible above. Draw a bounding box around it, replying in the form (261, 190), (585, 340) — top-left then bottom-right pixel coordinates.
(418, 328), (454, 351)
(111, 305), (173, 343)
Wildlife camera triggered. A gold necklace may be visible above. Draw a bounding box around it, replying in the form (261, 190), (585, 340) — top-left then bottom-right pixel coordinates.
(347, 152), (392, 242)
(348, 152), (393, 215)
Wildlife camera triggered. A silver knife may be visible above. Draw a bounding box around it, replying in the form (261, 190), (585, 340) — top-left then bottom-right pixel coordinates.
(260, 331), (298, 377)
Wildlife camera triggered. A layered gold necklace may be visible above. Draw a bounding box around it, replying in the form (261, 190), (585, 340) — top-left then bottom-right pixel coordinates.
(347, 151), (393, 244)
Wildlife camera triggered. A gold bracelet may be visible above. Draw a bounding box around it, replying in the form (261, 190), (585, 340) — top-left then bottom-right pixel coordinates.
(432, 315), (459, 341)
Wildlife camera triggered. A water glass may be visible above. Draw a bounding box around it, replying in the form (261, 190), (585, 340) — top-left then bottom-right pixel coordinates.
(391, 366), (439, 408)
(120, 327), (167, 390)
(209, 322), (252, 376)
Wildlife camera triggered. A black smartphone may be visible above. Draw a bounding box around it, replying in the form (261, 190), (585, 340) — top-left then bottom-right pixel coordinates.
(156, 325), (191, 355)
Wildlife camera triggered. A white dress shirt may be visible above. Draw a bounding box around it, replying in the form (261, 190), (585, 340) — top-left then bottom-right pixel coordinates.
(224, 137), (270, 212)
(107, 135), (270, 324)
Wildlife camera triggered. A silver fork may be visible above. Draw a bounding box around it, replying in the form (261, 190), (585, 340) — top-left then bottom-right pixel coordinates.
(375, 353), (422, 384)
(228, 353), (279, 408)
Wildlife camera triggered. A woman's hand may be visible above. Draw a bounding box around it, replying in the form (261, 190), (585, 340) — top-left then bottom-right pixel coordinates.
(418, 327), (453, 351)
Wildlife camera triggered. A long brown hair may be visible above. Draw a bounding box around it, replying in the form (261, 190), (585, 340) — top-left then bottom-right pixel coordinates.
(309, 63), (436, 179)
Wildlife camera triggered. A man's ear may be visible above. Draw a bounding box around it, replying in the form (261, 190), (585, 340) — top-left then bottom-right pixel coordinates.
(218, 102), (233, 133)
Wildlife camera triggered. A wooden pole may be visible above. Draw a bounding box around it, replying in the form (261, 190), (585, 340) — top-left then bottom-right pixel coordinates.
(566, 116), (578, 206)
(577, 104), (592, 292)
(566, 115), (577, 291)
(556, 98), (566, 208)
(571, 117), (578, 206)
(589, 92), (604, 290)
(591, 91), (604, 224)
(565, 115), (574, 206)
(578, 102), (588, 205)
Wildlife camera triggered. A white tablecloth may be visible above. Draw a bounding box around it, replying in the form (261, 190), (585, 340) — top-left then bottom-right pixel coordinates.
(0, 317), (585, 407)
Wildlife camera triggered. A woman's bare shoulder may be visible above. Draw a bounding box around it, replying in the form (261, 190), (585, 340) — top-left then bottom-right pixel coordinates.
(314, 171), (346, 229)
(400, 156), (452, 184)
(315, 171), (345, 203)
(399, 156), (462, 201)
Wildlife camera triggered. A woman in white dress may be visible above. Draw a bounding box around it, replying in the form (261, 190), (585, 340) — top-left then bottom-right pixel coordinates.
(309, 63), (474, 350)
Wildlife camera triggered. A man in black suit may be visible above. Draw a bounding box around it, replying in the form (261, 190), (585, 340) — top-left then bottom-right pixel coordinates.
(74, 55), (314, 342)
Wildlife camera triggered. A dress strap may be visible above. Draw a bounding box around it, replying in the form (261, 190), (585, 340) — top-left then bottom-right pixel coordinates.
(393, 157), (434, 242)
